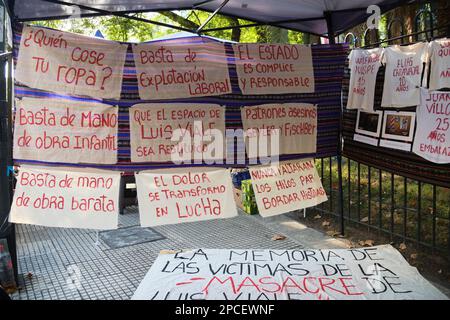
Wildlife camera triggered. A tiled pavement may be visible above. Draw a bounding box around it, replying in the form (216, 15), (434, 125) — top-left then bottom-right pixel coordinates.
(10, 206), (341, 300)
(10, 206), (450, 300)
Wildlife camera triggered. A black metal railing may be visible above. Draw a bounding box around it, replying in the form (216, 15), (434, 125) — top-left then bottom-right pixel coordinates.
(313, 157), (450, 256)
(321, 1), (450, 257)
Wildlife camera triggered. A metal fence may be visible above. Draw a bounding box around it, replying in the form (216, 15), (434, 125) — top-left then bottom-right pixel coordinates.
(307, 2), (450, 257)
(313, 156), (450, 256)
(341, 1), (450, 48)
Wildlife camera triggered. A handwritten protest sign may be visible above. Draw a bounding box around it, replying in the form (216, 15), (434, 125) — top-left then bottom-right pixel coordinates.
(241, 103), (317, 157)
(135, 167), (238, 227)
(132, 246), (447, 300)
(346, 48), (383, 112)
(13, 98), (118, 164)
(249, 159), (327, 217)
(15, 25), (127, 99)
(232, 43), (314, 95)
(129, 103), (225, 163)
(133, 40), (231, 99)
(412, 89), (450, 163)
(9, 166), (120, 230)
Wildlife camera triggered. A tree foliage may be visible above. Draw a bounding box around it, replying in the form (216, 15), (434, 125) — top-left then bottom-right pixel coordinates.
(31, 10), (304, 44)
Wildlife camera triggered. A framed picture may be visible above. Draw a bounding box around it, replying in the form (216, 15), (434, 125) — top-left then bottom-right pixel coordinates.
(355, 110), (383, 138)
(381, 111), (416, 142)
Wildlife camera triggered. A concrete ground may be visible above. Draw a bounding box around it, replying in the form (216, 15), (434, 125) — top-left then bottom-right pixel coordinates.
(9, 206), (450, 300)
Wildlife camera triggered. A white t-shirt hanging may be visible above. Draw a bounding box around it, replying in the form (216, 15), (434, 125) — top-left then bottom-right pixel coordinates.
(428, 38), (450, 90)
(347, 48), (383, 112)
(381, 42), (428, 108)
(412, 88), (450, 164)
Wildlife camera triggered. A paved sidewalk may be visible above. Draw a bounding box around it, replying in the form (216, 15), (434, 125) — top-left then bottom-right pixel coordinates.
(10, 206), (347, 300)
(9, 207), (449, 300)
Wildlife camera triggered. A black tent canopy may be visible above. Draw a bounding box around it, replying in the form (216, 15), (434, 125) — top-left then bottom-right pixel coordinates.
(6, 0), (413, 37)
(0, 0), (422, 283)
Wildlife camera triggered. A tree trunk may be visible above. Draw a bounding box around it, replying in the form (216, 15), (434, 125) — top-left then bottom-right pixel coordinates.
(434, 0), (450, 36)
(159, 11), (199, 31)
(256, 26), (288, 43)
(224, 17), (241, 42)
(302, 33), (320, 45)
(387, 3), (417, 43)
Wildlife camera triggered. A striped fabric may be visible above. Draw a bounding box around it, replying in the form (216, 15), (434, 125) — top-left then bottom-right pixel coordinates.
(342, 55), (450, 188)
(13, 23), (348, 173)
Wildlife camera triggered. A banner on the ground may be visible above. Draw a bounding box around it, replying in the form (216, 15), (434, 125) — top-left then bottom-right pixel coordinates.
(412, 89), (450, 163)
(133, 40), (231, 99)
(233, 43), (314, 95)
(15, 25), (127, 99)
(13, 98), (118, 164)
(9, 166), (121, 230)
(135, 167), (238, 227)
(129, 103), (226, 163)
(249, 159), (327, 217)
(241, 103), (317, 157)
(132, 245), (447, 300)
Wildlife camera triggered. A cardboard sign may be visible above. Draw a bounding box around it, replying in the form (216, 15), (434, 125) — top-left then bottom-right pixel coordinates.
(129, 103), (225, 163)
(249, 159), (327, 217)
(15, 25), (127, 99)
(9, 166), (121, 230)
(132, 246), (447, 300)
(13, 98), (118, 164)
(133, 40), (231, 99)
(135, 167), (238, 227)
(412, 89), (450, 163)
(232, 43), (314, 95)
(241, 103), (317, 157)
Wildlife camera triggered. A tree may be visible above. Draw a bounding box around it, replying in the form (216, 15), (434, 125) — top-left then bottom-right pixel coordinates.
(159, 10), (242, 42)
(99, 14), (153, 42)
(255, 25), (288, 43)
(30, 10), (305, 45)
(432, 0), (449, 37)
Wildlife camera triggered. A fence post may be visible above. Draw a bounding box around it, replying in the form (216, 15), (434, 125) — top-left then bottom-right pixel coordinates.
(325, 11), (345, 235)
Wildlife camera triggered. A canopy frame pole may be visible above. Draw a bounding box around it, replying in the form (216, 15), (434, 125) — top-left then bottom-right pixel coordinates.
(39, 0), (197, 33)
(325, 10), (344, 236)
(193, 0), (218, 9)
(202, 16), (325, 33)
(196, 0), (230, 34)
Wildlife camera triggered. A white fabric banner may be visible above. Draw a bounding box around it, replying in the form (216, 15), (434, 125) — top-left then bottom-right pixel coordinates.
(129, 103), (226, 163)
(13, 97), (118, 164)
(249, 159), (327, 217)
(15, 25), (127, 99)
(241, 103), (317, 157)
(381, 42), (428, 108)
(133, 40), (231, 99)
(9, 166), (121, 230)
(132, 245), (447, 300)
(135, 167), (238, 227)
(412, 89), (450, 163)
(428, 38), (450, 90)
(347, 48), (383, 112)
(233, 43), (314, 95)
